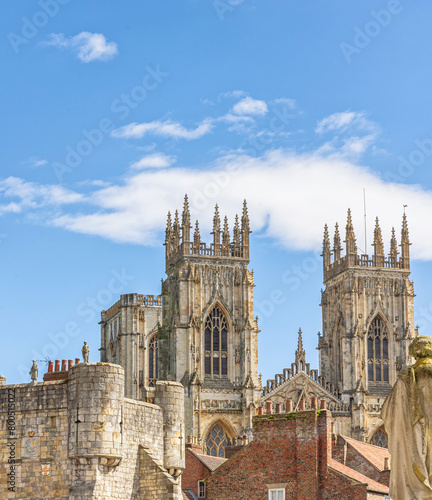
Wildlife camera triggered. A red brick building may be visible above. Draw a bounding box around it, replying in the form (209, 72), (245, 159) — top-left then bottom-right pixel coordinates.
(332, 435), (391, 487)
(205, 404), (389, 500)
(182, 443), (226, 499)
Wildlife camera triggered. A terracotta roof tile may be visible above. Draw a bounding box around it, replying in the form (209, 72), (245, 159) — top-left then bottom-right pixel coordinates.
(340, 435), (390, 472)
(188, 448), (227, 471)
(329, 459), (389, 494)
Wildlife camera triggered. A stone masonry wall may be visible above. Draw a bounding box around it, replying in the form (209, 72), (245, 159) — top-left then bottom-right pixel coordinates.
(0, 363), (184, 500)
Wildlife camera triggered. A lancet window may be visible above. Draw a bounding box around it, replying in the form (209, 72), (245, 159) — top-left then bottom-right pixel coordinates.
(367, 317), (389, 383)
(204, 306), (228, 377)
(148, 335), (158, 386)
(204, 422), (229, 457)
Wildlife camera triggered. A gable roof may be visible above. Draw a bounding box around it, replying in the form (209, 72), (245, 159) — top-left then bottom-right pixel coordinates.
(329, 459), (389, 494)
(339, 435), (390, 472)
(188, 448), (227, 471)
(262, 370), (345, 407)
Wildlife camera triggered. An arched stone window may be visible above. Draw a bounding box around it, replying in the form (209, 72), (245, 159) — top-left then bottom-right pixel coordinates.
(204, 306), (228, 377)
(367, 316), (389, 383)
(148, 335), (158, 387)
(370, 426), (388, 448)
(204, 422), (229, 457)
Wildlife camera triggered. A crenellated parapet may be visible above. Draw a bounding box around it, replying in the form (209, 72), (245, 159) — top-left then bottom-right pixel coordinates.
(322, 210), (411, 281)
(165, 195), (251, 269)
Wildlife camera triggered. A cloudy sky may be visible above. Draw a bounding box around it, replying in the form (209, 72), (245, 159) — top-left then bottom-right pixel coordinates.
(2, 0), (432, 384)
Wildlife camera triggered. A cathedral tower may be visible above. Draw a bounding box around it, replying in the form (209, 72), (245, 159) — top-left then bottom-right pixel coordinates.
(319, 210), (415, 441)
(159, 196), (261, 455)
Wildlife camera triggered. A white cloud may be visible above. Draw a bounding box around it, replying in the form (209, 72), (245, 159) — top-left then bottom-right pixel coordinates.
(25, 157), (48, 168)
(0, 176), (84, 210)
(112, 119), (213, 140)
(2, 150), (427, 260)
(130, 153), (176, 170)
(218, 90), (247, 100)
(232, 96), (268, 116)
(45, 32), (118, 62)
(316, 111), (377, 134)
(271, 98), (296, 108)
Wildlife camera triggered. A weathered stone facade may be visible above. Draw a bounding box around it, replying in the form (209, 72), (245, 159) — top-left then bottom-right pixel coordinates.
(100, 293), (163, 400)
(0, 362), (184, 499)
(262, 211), (416, 445)
(101, 197), (262, 457)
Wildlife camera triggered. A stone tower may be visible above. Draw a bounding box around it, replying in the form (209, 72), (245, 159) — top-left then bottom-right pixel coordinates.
(159, 196), (261, 456)
(318, 210), (416, 441)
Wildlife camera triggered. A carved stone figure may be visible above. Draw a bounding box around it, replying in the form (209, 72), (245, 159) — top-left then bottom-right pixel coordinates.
(382, 336), (432, 498)
(82, 341), (90, 363)
(29, 360), (38, 382)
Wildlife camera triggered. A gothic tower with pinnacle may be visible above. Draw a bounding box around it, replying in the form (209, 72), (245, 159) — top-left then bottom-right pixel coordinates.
(319, 210), (416, 441)
(159, 196), (261, 455)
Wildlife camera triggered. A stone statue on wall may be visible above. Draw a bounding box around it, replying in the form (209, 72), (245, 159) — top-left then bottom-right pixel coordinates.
(82, 341), (90, 363)
(382, 335), (432, 499)
(29, 360), (38, 382)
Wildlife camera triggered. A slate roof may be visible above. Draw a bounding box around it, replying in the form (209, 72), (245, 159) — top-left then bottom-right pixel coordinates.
(188, 448), (227, 471)
(329, 459), (389, 494)
(340, 435), (390, 472)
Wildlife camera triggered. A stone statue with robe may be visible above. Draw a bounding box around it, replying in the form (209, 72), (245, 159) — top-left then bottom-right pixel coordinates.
(29, 360), (38, 382)
(382, 335), (432, 499)
(82, 341), (89, 363)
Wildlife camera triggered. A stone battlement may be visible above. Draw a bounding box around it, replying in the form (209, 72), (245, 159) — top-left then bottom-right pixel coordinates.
(0, 361), (185, 499)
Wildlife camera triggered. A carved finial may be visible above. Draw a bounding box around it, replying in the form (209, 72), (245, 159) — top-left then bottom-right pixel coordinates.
(241, 200), (250, 232)
(333, 223), (342, 260)
(173, 210), (180, 243)
(213, 204), (221, 232)
(400, 211), (411, 269)
(390, 227), (398, 266)
(223, 216), (230, 243)
(295, 328), (306, 367)
(233, 214), (240, 245)
(165, 211), (172, 243)
(373, 216), (384, 258)
(322, 224), (331, 271)
(181, 194), (191, 243)
(193, 220), (201, 249)
(345, 208), (357, 256)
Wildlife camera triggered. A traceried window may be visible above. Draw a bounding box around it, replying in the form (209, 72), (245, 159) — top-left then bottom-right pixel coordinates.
(148, 335), (158, 387)
(204, 422), (229, 457)
(371, 426), (388, 448)
(367, 317), (389, 383)
(204, 306), (228, 377)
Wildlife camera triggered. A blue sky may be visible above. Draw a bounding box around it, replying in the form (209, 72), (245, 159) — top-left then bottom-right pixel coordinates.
(2, 0), (432, 385)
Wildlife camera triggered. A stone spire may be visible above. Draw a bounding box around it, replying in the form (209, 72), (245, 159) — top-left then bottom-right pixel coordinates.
(295, 328), (306, 368)
(233, 214), (240, 246)
(322, 224), (331, 269)
(400, 212), (411, 269)
(193, 220), (201, 252)
(241, 200), (251, 247)
(390, 227), (398, 266)
(181, 194), (191, 243)
(333, 223), (342, 261)
(345, 209), (357, 258)
(173, 210), (180, 246)
(165, 211), (172, 245)
(222, 216), (230, 256)
(372, 217), (384, 266)
(212, 204), (221, 247)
